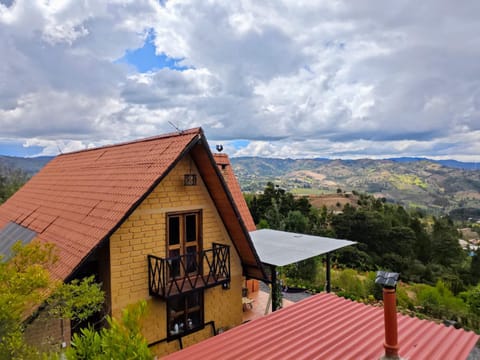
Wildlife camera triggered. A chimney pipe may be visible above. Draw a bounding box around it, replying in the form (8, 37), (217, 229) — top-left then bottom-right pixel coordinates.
(375, 271), (402, 360)
(382, 287), (399, 359)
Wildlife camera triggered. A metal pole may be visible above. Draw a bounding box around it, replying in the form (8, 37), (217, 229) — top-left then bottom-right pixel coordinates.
(326, 252), (331, 293)
(270, 265), (278, 312)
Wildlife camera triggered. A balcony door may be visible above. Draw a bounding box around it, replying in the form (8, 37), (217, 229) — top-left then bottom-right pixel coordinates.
(167, 211), (202, 279)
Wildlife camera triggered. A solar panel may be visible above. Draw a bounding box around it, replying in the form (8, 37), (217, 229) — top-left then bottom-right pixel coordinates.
(0, 221), (37, 260)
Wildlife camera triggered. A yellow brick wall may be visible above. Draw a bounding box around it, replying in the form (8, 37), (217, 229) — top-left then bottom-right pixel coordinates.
(109, 155), (244, 357)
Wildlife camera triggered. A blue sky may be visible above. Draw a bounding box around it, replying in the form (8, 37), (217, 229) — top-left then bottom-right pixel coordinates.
(0, 143), (43, 157)
(1, 1), (480, 161)
(117, 30), (188, 73)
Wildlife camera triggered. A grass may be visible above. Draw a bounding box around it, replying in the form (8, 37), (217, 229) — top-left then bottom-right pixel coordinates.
(390, 174), (428, 190)
(290, 188), (329, 195)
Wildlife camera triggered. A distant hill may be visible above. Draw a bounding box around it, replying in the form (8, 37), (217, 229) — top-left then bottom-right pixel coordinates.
(1, 154), (479, 218)
(0, 155), (52, 175)
(389, 157), (480, 170)
(230, 157), (480, 218)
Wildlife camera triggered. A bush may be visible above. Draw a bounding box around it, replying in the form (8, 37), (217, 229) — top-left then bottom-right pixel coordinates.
(396, 286), (414, 311)
(333, 269), (368, 299)
(414, 281), (469, 321)
(465, 285), (480, 316)
(333, 246), (373, 271)
(67, 301), (153, 360)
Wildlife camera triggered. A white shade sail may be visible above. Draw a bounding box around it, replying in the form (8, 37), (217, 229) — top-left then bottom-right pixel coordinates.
(249, 229), (356, 267)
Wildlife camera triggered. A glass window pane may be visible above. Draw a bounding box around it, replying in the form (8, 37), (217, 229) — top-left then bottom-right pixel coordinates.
(169, 249), (181, 278)
(169, 217), (180, 245)
(185, 214), (197, 243)
(188, 310), (201, 330)
(168, 291), (203, 336)
(186, 246), (197, 273)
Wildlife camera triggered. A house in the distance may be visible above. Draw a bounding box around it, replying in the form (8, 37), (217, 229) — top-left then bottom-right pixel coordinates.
(0, 128), (265, 357)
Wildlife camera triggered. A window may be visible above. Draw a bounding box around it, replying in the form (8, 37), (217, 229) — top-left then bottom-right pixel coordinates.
(167, 212), (202, 279)
(167, 291), (204, 337)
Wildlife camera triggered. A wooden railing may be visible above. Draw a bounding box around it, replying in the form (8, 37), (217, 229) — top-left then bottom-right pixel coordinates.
(148, 243), (230, 299)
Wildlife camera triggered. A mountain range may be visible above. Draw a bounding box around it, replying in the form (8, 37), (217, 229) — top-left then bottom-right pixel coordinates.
(0, 155), (52, 175)
(230, 157), (480, 218)
(1, 155), (479, 219)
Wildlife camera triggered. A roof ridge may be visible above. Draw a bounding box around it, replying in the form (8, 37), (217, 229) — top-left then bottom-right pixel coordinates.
(58, 127), (202, 157)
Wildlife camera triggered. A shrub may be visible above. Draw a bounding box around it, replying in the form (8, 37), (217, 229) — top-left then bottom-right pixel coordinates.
(67, 301), (152, 360)
(333, 269), (367, 299)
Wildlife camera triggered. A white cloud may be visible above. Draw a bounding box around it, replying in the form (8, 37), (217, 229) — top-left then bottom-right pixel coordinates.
(0, 0), (479, 160)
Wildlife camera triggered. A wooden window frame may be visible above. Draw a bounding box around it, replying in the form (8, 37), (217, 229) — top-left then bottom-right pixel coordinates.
(166, 211), (203, 279)
(167, 290), (204, 339)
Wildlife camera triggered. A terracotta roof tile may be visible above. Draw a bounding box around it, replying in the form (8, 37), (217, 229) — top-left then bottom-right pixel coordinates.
(0, 129), (201, 279)
(164, 292), (479, 360)
(213, 154), (256, 232)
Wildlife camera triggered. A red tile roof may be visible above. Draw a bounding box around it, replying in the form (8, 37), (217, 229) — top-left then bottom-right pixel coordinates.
(164, 292), (479, 360)
(213, 153), (256, 232)
(0, 128), (264, 281)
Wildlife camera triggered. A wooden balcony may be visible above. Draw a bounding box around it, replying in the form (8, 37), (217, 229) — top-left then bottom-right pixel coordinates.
(148, 243), (230, 299)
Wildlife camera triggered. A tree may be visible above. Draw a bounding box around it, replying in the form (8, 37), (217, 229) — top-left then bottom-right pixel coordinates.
(0, 167), (29, 204)
(388, 226), (416, 259)
(0, 242), (105, 359)
(0, 241), (57, 359)
(410, 217), (432, 263)
(47, 276), (105, 345)
(283, 210), (308, 233)
(470, 249), (480, 285)
(431, 217), (464, 268)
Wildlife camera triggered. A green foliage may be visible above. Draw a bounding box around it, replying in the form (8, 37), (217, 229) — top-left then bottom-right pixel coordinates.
(284, 257), (323, 284)
(283, 210), (308, 233)
(249, 184), (480, 331)
(470, 249), (480, 284)
(247, 182), (312, 230)
(396, 286), (414, 310)
(431, 217), (464, 267)
(0, 242), (57, 359)
(414, 281), (469, 321)
(464, 285), (480, 317)
(0, 167), (28, 204)
(66, 301), (153, 360)
(47, 276), (105, 324)
(332, 269), (368, 300)
(331, 246), (373, 271)
(0, 242), (107, 359)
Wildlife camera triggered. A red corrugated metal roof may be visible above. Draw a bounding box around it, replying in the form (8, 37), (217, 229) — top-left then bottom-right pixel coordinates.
(164, 292), (479, 360)
(213, 153), (256, 232)
(0, 128), (263, 282)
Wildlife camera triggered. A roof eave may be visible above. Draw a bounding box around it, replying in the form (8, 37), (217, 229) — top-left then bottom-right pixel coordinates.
(190, 132), (267, 281)
(66, 131), (204, 282)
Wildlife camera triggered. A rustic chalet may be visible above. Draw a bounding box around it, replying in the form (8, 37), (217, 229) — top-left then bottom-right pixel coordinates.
(0, 128), (265, 356)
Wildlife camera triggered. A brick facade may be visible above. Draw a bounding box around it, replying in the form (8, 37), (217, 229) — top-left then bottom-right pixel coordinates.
(24, 312), (71, 353)
(109, 155), (243, 357)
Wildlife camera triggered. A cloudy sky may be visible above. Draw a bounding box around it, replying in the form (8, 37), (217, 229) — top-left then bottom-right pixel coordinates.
(1, 0), (480, 161)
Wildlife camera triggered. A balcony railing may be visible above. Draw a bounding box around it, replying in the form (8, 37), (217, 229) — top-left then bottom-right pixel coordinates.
(148, 243), (230, 299)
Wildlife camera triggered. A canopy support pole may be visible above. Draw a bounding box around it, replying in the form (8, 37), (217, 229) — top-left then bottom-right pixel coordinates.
(326, 252), (331, 293)
(270, 264), (279, 312)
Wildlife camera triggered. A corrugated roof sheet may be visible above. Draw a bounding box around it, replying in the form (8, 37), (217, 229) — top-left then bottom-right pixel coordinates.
(164, 292), (479, 360)
(0, 221), (37, 260)
(0, 128), (263, 281)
